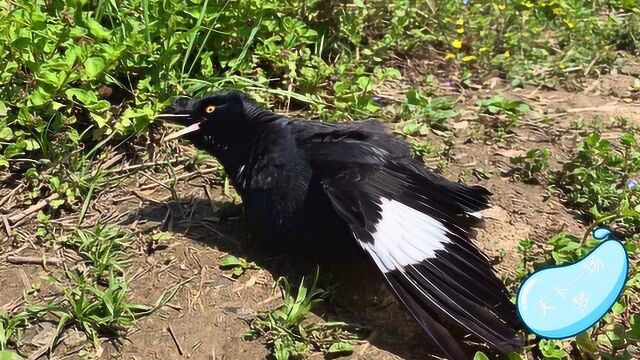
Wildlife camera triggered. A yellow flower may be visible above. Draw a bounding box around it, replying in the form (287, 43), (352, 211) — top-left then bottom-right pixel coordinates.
(504, 50), (510, 58)
(564, 19), (575, 28)
(445, 53), (456, 60)
(462, 55), (477, 62)
(498, 4), (506, 10)
(452, 39), (462, 49)
(479, 47), (489, 52)
(456, 28), (465, 34)
(525, 1), (534, 7)
(455, 18), (464, 26)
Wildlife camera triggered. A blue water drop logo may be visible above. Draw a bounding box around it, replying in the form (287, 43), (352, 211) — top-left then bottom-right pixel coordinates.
(515, 227), (629, 339)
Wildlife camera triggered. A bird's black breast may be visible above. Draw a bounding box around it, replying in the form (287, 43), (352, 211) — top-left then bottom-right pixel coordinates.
(232, 120), (359, 259)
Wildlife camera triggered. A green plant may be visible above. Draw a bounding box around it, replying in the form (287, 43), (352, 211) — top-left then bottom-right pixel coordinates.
(0, 313), (27, 352)
(65, 225), (132, 280)
(477, 96), (530, 116)
(52, 273), (151, 346)
(401, 88), (458, 131)
(553, 131), (640, 226)
(0, 306), (51, 352)
(219, 255), (260, 278)
(0, 224), (182, 354)
(545, 232), (593, 266)
(477, 95), (530, 132)
(246, 272), (360, 359)
(516, 238), (536, 279)
(0, 350), (23, 360)
(410, 140), (437, 159)
(510, 148), (551, 184)
(513, 214), (640, 359)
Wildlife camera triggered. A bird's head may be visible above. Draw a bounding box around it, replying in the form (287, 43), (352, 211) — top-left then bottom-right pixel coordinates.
(157, 90), (271, 149)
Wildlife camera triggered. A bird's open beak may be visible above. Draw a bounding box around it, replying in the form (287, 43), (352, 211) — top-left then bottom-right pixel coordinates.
(162, 122), (201, 142)
(156, 97), (201, 142)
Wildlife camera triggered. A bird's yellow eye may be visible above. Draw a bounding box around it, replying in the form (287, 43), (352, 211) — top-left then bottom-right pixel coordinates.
(205, 105), (216, 113)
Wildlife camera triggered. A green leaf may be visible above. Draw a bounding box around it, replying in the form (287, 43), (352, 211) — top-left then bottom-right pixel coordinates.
(29, 87), (51, 106)
(607, 324), (626, 349)
(473, 352), (490, 360)
(90, 113), (108, 128)
(66, 88), (98, 104)
(232, 267), (244, 277)
(515, 103), (530, 113)
(0, 351), (24, 360)
(0, 127), (13, 141)
(219, 255), (244, 269)
(611, 301), (625, 316)
(273, 338), (291, 360)
(0, 101), (7, 116)
(67, 128), (81, 143)
(575, 332), (598, 356)
(84, 57), (106, 79)
(627, 314), (640, 341)
(539, 339), (569, 358)
(85, 18), (112, 39)
(50, 199), (66, 209)
(19, 138), (40, 151)
(401, 122), (425, 136)
(356, 76), (372, 90)
(4, 144), (24, 159)
(327, 342), (354, 355)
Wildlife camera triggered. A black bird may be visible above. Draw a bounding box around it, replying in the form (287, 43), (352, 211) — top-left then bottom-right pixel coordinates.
(159, 91), (523, 359)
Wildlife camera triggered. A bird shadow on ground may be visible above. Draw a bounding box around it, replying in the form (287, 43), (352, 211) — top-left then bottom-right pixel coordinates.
(129, 197), (502, 360)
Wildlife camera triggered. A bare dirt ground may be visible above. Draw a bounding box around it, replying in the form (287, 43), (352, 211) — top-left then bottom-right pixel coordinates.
(1, 71), (640, 360)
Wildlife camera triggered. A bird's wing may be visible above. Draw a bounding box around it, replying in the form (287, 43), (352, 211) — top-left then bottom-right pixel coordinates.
(289, 118), (413, 160)
(295, 127), (522, 359)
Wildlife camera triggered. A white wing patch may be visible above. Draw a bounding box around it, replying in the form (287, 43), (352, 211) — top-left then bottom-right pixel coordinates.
(361, 198), (450, 273)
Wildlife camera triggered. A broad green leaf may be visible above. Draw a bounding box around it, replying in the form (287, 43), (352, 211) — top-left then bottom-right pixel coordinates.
(0, 351), (24, 360)
(84, 57), (106, 79)
(85, 18), (111, 39)
(473, 352), (490, 360)
(50, 198), (66, 209)
(576, 332), (598, 356)
(219, 255), (244, 269)
(4, 144), (23, 159)
(0, 127), (13, 141)
(90, 113), (108, 128)
(539, 339), (569, 358)
(611, 301), (625, 315)
(328, 342), (354, 355)
(232, 267), (244, 277)
(66, 88), (97, 104)
(516, 103), (530, 112)
(29, 87), (51, 106)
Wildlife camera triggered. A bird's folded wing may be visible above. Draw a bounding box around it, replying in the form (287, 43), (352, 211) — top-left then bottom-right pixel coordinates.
(301, 136), (522, 359)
